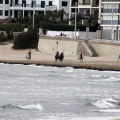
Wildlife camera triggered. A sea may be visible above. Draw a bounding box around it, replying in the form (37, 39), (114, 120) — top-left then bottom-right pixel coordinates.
(0, 63), (120, 120)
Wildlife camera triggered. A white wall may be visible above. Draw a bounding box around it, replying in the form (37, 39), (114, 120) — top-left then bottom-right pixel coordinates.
(46, 30), (101, 39)
(54, 0), (70, 13)
(0, 0), (10, 19)
(91, 42), (120, 57)
(38, 38), (78, 56)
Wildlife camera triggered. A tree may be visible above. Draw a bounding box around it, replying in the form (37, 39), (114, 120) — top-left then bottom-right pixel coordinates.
(13, 28), (39, 49)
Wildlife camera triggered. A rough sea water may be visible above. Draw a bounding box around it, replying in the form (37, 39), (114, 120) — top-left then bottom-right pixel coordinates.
(0, 63), (120, 120)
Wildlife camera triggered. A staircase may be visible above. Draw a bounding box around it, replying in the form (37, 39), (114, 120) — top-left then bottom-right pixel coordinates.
(77, 40), (98, 57)
(83, 40), (98, 57)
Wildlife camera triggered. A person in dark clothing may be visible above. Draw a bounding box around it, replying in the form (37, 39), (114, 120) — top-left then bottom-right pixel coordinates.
(59, 52), (64, 61)
(55, 51), (59, 62)
(80, 52), (83, 61)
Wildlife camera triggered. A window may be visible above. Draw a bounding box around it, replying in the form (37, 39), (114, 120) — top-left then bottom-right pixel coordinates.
(62, 1), (67, 6)
(0, 0), (3, 4)
(31, 0), (35, 7)
(0, 10), (3, 16)
(22, 0), (26, 7)
(5, 0), (9, 4)
(15, 0), (18, 4)
(41, 1), (45, 8)
(5, 10), (9, 16)
(49, 1), (52, 6)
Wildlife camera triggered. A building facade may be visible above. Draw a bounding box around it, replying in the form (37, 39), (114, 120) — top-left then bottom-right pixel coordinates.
(69, 0), (101, 25)
(101, 0), (120, 40)
(0, 0), (70, 19)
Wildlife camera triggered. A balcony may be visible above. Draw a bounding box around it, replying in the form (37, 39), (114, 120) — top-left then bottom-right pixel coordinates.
(102, 9), (120, 13)
(102, 20), (120, 25)
(11, 4), (57, 11)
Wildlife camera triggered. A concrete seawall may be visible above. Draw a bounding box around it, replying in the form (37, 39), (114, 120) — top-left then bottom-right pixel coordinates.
(38, 36), (120, 58)
(89, 40), (120, 57)
(38, 37), (79, 56)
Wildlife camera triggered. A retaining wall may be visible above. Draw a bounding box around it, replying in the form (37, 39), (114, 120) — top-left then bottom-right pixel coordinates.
(38, 37), (79, 56)
(89, 40), (120, 57)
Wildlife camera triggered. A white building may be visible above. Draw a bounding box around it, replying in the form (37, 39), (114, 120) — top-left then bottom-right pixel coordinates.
(0, 0), (70, 19)
(69, 0), (101, 25)
(101, 0), (120, 40)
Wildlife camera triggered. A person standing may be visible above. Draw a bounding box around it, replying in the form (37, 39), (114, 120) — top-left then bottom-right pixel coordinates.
(80, 52), (83, 61)
(28, 49), (31, 59)
(59, 52), (64, 62)
(55, 51), (59, 62)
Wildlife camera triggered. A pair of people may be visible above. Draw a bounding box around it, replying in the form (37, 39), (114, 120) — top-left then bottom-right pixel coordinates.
(26, 50), (31, 59)
(55, 51), (64, 62)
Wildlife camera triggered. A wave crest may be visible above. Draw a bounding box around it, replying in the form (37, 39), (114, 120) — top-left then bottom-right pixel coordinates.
(1, 103), (43, 111)
(92, 98), (119, 109)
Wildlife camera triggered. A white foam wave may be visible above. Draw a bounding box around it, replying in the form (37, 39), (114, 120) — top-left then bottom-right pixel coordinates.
(91, 74), (102, 78)
(19, 103), (43, 110)
(99, 109), (120, 113)
(60, 103), (69, 105)
(66, 69), (74, 73)
(35, 116), (120, 120)
(96, 76), (120, 82)
(92, 98), (115, 108)
(104, 97), (118, 103)
(105, 76), (119, 81)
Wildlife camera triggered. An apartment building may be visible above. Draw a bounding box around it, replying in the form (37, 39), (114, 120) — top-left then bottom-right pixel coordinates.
(69, 0), (101, 25)
(101, 0), (120, 40)
(0, 0), (70, 19)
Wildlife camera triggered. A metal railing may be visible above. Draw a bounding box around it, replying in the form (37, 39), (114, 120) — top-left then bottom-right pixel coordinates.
(13, 4), (57, 9)
(102, 9), (119, 13)
(102, 20), (120, 25)
(102, 0), (120, 2)
(82, 40), (94, 57)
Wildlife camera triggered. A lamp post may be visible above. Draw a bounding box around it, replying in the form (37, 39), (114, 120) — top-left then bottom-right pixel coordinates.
(23, 3), (24, 18)
(12, 0), (15, 18)
(44, 3), (46, 15)
(75, 2), (78, 39)
(111, 4), (116, 41)
(33, 0), (36, 29)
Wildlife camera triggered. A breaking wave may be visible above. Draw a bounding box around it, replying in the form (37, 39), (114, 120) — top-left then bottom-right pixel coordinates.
(92, 98), (120, 109)
(1, 103), (43, 111)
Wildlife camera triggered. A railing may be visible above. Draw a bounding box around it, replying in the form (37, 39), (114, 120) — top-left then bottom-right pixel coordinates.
(78, 2), (91, 5)
(82, 40), (94, 57)
(102, 9), (119, 13)
(13, 4), (57, 9)
(102, 20), (120, 25)
(91, 3), (99, 7)
(71, 3), (99, 7)
(102, 0), (120, 2)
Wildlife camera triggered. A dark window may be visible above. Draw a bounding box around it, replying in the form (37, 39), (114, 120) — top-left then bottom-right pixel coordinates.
(49, 1), (52, 6)
(22, 0), (26, 7)
(0, 10), (3, 16)
(15, 0), (18, 4)
(5, 0), (9, 4)
(62, 1), (67, 6)
(0, 0), (3, 4)
(41, 1), (45, 8)
(5, 10), (9, 16)
(31, 0), (36, 7)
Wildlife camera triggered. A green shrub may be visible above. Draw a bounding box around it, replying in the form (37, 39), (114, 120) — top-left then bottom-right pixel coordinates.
(13, 29), (39, 49)
(0, 31), (14, 42)
(40, 23), (98, 32)
(0, 23), (28, 32)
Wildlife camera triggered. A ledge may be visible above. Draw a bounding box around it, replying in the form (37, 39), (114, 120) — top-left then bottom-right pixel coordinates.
(0, 60), (120, 71)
